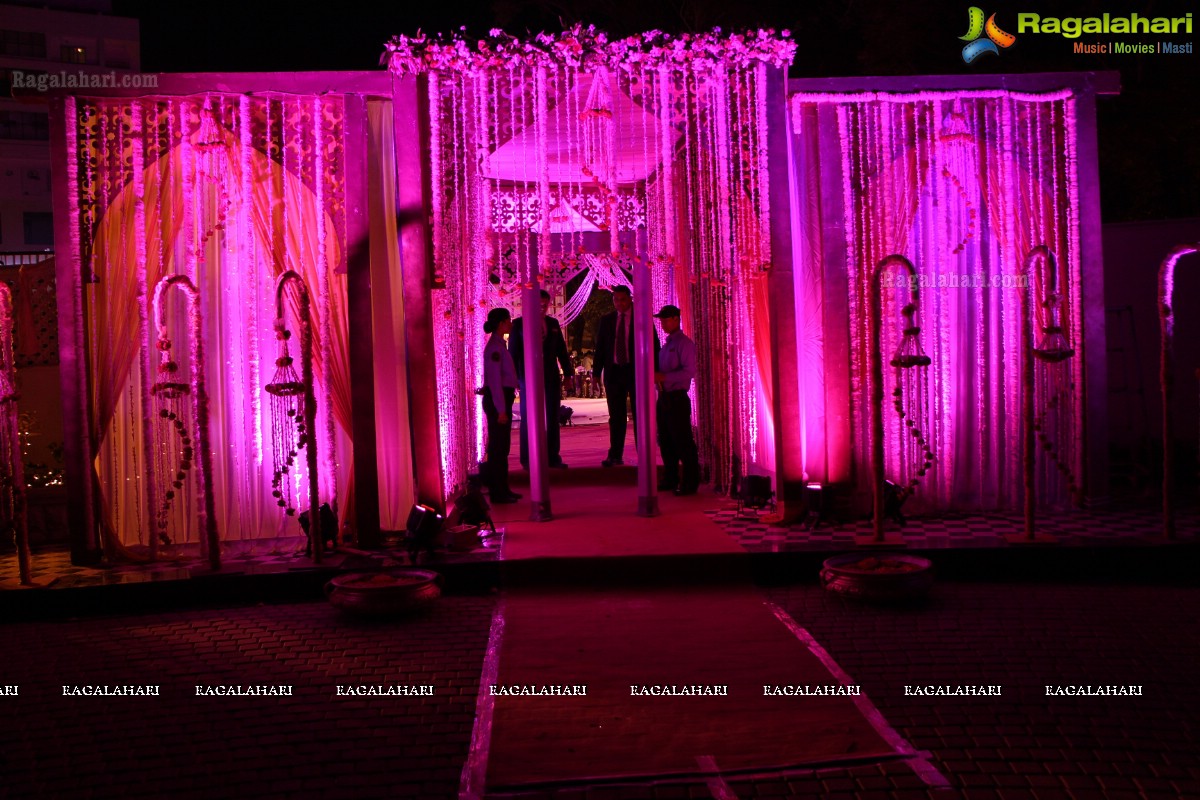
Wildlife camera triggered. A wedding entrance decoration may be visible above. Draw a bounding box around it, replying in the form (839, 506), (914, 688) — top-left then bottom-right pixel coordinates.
(386, 26), (794, 494)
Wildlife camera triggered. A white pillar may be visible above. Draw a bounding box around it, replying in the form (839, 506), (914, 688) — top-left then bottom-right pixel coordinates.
(633, 242), (659, 517)
(523, 277), (552, 522)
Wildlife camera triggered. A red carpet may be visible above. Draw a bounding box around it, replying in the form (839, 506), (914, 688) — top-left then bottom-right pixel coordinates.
(482, 584), (899, 789)
(494, 421), (741, 560)
(495, 468), (743, 560)
(474, 422), (903, 791)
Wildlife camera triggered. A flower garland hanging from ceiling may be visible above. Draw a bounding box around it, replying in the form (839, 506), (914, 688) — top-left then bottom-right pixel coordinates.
(387, 27), (792, 496)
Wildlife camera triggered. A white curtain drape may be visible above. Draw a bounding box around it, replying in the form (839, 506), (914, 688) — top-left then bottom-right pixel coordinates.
(78, 96), (351, 550)
(791, 90), (1083, 512)
(367, 100), (415, 530)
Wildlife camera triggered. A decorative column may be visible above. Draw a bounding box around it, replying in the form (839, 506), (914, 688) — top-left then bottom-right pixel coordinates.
(1073, 81), (1112, 506)
(766, 65), (804, 521)
(524, 66), (552, 522)
(523, 279), (551, 521)
(392, 75), (446, 512)
(0, 283), (32, 584)
(48, 96), (100, 564)
(634, 231), (658, 517)
(344, 94), (382, 546)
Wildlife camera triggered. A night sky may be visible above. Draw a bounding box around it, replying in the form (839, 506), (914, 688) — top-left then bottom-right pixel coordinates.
(111, 0), (1199, 222)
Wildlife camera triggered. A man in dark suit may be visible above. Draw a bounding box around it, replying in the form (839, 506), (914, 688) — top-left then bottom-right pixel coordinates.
(592, 285), (658, 467)
(510, 290), (573, 469)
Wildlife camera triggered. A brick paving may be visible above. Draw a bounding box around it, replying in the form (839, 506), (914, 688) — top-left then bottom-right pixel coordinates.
(747, 580), (1200, 800)
(0, 596), (496, 799)
(2, 573), (1197, 798)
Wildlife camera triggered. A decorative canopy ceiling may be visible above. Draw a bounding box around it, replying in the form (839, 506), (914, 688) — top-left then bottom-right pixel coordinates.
(527, 197), (604, 233)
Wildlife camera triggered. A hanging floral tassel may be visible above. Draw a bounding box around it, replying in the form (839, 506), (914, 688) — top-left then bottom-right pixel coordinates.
(1031, 247), (1078, 502)
(266, 271), (321, 561)
(266, 318), (305, 517)
(868, 255), (932, 541)
(149, 279), (196, 547)
(149, 323), (192, 544)
(890, 300), (935, 505)
(150, 275), (219, 568)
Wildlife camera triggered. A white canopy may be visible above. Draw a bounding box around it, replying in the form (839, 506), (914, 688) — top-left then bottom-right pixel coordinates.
(528, 197), (604, 234)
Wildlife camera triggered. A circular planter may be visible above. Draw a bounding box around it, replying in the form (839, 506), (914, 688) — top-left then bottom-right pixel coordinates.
(325, 569), (442, 617)
(820, 554), (934, 602)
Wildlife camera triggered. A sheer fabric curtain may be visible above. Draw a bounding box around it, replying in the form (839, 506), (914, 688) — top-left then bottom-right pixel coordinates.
(76, 96), (351, 551)
(791, 91), (1083, 512)
(367, 100), (415, 529)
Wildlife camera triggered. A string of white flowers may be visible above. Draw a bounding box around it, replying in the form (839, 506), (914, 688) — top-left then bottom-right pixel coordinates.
(385, 26), (796, 75)
(314, 95), (336, 506)
(240, 96), (262, 472)
(1063, 95), (1084, 492)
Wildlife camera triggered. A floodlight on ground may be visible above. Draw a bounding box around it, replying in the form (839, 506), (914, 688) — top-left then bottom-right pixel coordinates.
(737, 475), (775, 517)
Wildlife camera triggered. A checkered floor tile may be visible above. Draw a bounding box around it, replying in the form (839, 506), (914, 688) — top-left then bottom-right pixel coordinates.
(0, 534), (500, 590)
(707, 500), (1199, 551)
(4, 500), (1193, 588)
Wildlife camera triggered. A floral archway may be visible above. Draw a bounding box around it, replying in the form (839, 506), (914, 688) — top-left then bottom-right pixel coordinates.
(386, 26), (794, 494)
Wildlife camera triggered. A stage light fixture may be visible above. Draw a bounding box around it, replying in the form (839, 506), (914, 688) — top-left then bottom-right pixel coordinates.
(737, 475), (775, 517)
(405, 503), (445, 563)
(803, 482), (827, 531)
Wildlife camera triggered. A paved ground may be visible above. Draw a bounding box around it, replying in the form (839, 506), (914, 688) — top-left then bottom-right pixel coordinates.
(2, 575), (1196, 799)
(755, 580), (1200, 800)
(0, 596), (496, 800)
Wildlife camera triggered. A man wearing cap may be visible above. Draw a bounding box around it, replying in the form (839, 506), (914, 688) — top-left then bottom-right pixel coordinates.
(653, 304), (700, 495)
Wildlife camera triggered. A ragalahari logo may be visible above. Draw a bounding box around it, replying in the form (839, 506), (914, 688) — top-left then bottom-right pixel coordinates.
(960, 7), (1017, 62)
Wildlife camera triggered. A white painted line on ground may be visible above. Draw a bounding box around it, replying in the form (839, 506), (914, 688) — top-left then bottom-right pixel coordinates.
(696, 755), (741, 800)
(459, 597), (507, 800)
(765, 600), (952, 789)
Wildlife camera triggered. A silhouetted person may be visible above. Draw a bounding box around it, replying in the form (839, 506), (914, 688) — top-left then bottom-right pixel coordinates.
(653, 305), (699, 495)
(593, 285), (658, 467)
(481, 308), (521, 503)
(510, 289), (572, 469)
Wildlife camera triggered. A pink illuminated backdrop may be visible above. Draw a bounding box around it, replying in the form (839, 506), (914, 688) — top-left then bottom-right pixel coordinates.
(791, 89), (1083, 512)
(68, 95), (351, 553)
(388, 27), (793, 495)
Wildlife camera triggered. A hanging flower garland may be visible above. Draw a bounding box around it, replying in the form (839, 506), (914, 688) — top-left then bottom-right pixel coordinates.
(384, 25), (795, 75)
(409, 26), (790, 496)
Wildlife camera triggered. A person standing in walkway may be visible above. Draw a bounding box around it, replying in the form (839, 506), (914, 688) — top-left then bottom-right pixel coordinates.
(592, 285), (658, 467)
(481, 308), (521, 503)
(510, 289), (573, 469)
(653, 305), (700, 495)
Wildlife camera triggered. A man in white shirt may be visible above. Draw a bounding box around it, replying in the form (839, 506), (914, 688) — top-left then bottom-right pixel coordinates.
(653, 304), (700, 495)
